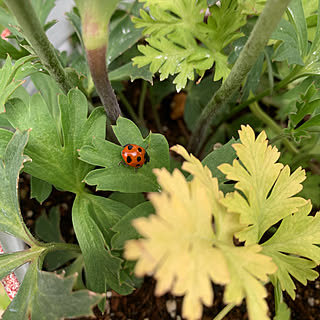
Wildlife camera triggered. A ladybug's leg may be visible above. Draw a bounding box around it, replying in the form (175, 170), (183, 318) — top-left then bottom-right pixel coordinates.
(118, 160), (128, 167)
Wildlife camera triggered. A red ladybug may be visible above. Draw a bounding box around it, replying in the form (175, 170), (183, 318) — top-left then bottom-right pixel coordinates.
(121, 144), (150, 168)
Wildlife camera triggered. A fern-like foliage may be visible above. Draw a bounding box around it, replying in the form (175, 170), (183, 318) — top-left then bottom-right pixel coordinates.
(132, 0), (246, 91)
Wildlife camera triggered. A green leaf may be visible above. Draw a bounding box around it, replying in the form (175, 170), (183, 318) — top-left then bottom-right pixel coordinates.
(219, 126), (307, 244)
(107, 6), (143, 65)
(273, 280), (291, 320)
(72, 194), (134, 295)
(63, 255), (86, 290)
(241, 52), (265, 101)
(132, 0), (245, 90)
(3, 261), (103, 320)
(31, 0), (55, 26)
(287, 0), (308, 57)
(35, 207), (63, 243)
(262, 202), (320, 299)
(30, 176), (52, 204)
(0, 246), (44, 280)
(0, 130), (33, 243)
(0, 38), (28, 60)
(0, 128), (13, 158)
(109, 192), (146, 208)
(6, 89), (106, 193)
(85, 194), (130, 245)
(201, 138), (237, 193)
(79, 117), (169, 193)
(31, 72), (63, 123)
(109, 62), (153, 83)
(298, 172), (320, 207)
(283, 83), (320, 142)
(184, 76), (221, 131)
(0, 56), (37, 113)
(133, 35), (213, 92)
(272, 19), (305, 65)
(111, 201), (154, 249)
(272, 0), (308, 65)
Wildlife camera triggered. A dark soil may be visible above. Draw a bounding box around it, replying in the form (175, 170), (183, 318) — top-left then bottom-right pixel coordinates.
(17, 84), (320, 319)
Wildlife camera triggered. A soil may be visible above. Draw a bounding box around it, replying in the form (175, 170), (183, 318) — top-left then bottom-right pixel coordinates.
(17, 83), (320, 320)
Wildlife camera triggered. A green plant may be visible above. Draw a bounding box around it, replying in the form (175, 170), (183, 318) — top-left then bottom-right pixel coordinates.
(0, 0), (319, 319)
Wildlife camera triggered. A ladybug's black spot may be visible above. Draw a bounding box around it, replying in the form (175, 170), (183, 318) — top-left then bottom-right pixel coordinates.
(136, 164), (141, 167)
(126, 156), (132, 163)
(127, 145), (133, 150)
(138, 147), (142, 152)
(137, 156), (142, 162)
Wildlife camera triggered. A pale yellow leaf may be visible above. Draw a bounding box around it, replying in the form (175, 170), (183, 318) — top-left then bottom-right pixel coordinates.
(219, 125), (307, 244)
(171, 144), (244, 245)
(125, 168), (230, 320)
(220, 244), (277, 320)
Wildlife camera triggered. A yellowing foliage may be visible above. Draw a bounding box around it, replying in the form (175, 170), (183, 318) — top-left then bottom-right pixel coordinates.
(125, 168), (230, 320)
(219, 125), (307, 244)
(124, 125), (313, 320)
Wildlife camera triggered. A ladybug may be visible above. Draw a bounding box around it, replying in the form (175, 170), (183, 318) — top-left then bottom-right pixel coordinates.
(120, 144), (150, 168)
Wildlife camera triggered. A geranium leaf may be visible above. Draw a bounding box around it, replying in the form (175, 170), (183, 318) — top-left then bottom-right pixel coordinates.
(218, 125), (307, 244)
(30, 176), (52, 204)
(0, 55), (39, 112)
(125, 168), (230, 320)
(171, 145), (243, 245)
(6, 89), (106, 193)
(0, 128), (13, 158)
(125, 151), (277, 320)
(34, 207), (64, 243)
(107, 6), (143, 65)
(85, 194), (130, 245)
(0, 130), (33, 243)
(72, 194), (133, 296)
(0, 247), (43, 280)
(221, 244), (277, 320)
(262, 201), (320, 299)
(2, 261), (103, 320)
(111, 201), (154, 250)
(79, 117), (169, 193)
(132, 0), (245, 91)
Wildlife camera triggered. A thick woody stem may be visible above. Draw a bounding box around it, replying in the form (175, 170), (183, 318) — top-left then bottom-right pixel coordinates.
(86, 46), (122, 123)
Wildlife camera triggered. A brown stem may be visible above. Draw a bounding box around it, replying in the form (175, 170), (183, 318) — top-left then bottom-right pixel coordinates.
(86, 46), (122, 123)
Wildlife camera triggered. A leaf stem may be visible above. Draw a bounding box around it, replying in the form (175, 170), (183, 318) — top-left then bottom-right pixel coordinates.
(213, 303), (235, 320)
(188, 0), (292, 155)
(249, 101), (299, 154)
(4, 0), (73, 94)
(45, 242), (81, 254)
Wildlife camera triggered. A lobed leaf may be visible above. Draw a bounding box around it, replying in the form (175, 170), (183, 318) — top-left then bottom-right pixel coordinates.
(111, 201), (154, 250)
(72, 194), (133, 296)
(132, 0), (245, 91)
(125, 152), (277, 320)
(2, 261), (103, 320)
(125, 168), (230, 320)
(171, 145), (243, 245)
(262, 201), (320, 298)
(0, 130), (33, 243)
(79, 117), (169, 193)
(6, 89), (106, 193)
(219, 125), (307, 244)
(0, 55), (39, 113)
(221, 244), (277, 320)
